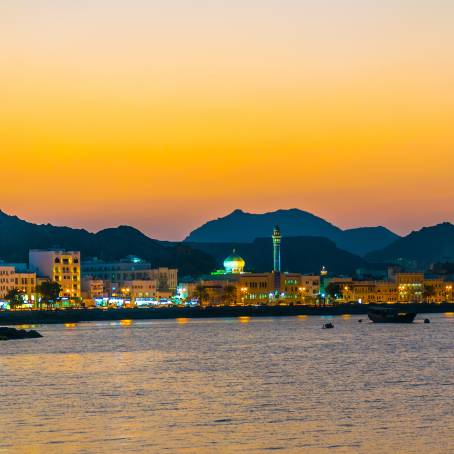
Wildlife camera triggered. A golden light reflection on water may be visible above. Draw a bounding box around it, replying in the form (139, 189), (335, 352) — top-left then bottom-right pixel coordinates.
(176, 318), (189, 325)
(120, 319), (133, 326)
(342, 314), (351, 320)
(296, 315), (308, 320)
(0, 316), (453, 453)
(443, 312), (454, 318)
(238, 316), (250, 324)
(64, 323), (77, 328)
(16, 324), (36, 329)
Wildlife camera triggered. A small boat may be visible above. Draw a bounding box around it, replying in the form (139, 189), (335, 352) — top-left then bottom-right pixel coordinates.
(322, 322), (334, 329)
(368, 307), (416, 323)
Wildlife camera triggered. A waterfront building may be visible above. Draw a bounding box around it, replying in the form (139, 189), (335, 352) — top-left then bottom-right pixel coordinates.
(81, 257), (177, 294)
(81, 277), (105, 299)
(339, 271), (454, 304)
(14, 272), (37, 302)
(122, 279), (158, 301)
(190, 226), (321, 306)
(238, 272), (318, 305)
(0, 266), (16, 299)
(29, 249), (81, 298)
(0, 263), (37, 304)
(223, 251), (245, 274)
(342, 280), (398, 304)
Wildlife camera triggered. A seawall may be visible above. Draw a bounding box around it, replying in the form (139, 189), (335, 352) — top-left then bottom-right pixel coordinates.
(1, 303), (454, 325)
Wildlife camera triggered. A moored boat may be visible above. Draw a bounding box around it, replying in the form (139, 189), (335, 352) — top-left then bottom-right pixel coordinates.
(368, 307), (417, 323)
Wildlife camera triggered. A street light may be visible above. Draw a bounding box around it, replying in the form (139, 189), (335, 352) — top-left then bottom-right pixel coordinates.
(298, 287), (307, 305)
(446, 285), (452, 302)
(240, 287), (248, 305)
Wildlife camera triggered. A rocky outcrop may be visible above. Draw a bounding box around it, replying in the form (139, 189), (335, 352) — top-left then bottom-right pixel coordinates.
(0, 327), (42, 340)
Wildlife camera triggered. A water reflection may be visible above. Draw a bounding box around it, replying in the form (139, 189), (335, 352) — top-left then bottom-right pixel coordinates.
(64, 323), (77, 328)
(0, 315), (452, 453)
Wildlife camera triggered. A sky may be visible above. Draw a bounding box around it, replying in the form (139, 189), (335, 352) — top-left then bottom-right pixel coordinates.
(1, 0), (453, 240)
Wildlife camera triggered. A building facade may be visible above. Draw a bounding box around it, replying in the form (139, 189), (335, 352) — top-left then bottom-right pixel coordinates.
(0, 266), (16, 299)
(29, 250), (81, 298)
(81, 257), (177, 297)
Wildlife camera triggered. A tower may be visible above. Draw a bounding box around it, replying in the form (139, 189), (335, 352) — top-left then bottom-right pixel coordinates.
(272, 225), (281, 272)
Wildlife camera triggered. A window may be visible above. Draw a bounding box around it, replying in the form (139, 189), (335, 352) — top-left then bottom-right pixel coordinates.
(55, 258), (60, 263)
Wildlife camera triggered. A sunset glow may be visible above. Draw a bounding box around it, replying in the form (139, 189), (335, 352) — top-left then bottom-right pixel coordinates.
(1, 0), (453, 239)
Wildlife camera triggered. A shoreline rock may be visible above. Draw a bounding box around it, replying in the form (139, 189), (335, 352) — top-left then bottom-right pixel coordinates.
(0, 327), (42, 340)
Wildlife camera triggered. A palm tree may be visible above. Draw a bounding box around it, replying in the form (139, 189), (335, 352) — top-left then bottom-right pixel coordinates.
(222, 285), (237, 306)
(192, 285), (210, 306)
(5, 288), (24, 309)
(36, 281), (61, 309)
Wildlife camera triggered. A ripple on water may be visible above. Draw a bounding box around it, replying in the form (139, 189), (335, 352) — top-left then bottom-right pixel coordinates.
(0, 315), (453, 453)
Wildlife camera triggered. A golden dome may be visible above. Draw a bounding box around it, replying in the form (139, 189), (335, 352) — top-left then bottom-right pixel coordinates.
(223, 250), (245, 274)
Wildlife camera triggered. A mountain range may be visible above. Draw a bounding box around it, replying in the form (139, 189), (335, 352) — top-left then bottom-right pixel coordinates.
(0, 211), (216, 277)
(1, 209), (453, 277)
(365, 222), (454, 266)
(185, 209), (399, 256)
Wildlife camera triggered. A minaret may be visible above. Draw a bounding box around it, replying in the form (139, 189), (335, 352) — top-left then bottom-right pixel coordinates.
(272, 225), (281, 272)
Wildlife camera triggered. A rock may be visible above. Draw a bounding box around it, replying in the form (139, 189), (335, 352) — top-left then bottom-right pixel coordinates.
(0, 327), (43, 340)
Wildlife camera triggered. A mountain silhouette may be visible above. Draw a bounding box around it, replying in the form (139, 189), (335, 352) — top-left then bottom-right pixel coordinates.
(0, 210), (216, 277)
(185, 209), (398, 256)
(188, 236), (367, 275)
(366, 223), (454, 266)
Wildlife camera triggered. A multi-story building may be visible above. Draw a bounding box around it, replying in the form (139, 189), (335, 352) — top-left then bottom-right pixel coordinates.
(29, 249), (81, 298)
(343, 281), (398, 304)
(340, 272), (454, 304)
(123, 279), (158, 301)
(394, 273), (424, 303)
(191, 236), (321, 306)
(299, 275), (321, 303)
(81, 257), (177, 295)
(0, 264), (37, 303)
(81, 277), (105, 299)
(14, 272), (37, 301)
(238, 272), (315, 305)
(0, 266), (16, 299)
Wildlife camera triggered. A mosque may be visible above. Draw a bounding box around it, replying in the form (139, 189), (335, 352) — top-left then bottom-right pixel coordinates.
(181, 226), (321, 306)
(223, 250), (246, 274)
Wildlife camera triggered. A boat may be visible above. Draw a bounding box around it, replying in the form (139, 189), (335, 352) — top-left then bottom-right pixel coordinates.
(368, 307), (417, 323)
(322, 322), (334, 329)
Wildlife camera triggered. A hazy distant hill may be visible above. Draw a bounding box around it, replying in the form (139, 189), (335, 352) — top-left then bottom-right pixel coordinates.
(189, 236), (367, 275)
(0, 210), (216, 277)
(366, 223), (454, 266)
(185, 209), (399, 256)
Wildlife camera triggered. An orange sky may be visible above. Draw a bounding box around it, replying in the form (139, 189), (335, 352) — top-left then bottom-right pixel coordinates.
(1, 1), (453, 239)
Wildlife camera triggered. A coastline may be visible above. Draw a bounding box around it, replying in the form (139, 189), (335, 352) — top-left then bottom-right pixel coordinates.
(1, 303), (454, 325)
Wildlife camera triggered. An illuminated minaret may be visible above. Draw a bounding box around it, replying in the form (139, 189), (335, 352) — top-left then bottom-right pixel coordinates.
(272, 225), (281, 272)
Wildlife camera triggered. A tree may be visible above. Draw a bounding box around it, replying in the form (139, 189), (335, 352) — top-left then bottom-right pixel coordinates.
(222, 285), (237, 305)
(423, 284), (436, 301)
(37, 281), (61, 309)
(5, 288), (25, 309)
(192, 285), (209, 306)
(325, 283), (342, 304)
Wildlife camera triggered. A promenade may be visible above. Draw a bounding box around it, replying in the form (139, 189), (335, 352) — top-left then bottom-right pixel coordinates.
(1, 303), (453, 325)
